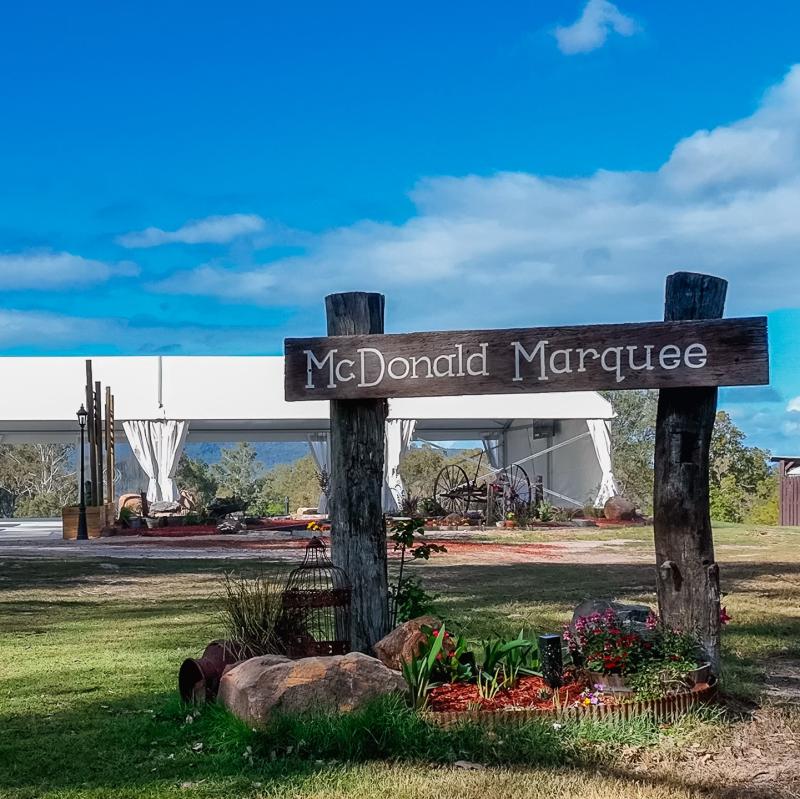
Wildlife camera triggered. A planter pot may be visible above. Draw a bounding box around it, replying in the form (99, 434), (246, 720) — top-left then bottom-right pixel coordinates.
(128, 517), (143, 530)
(144, 517), (162, 530)
(62, 503), (115, 539)
(593, 673), (634, 694)
(178, 640), (248, 703)
(685, 662), (712, 686)
(503, 521), (517, 528)
(495, 521), (505, 528)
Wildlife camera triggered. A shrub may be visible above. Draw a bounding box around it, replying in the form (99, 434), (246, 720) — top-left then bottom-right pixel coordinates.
(390, 575), (437, 624)
(388, 517), (446, 626)
(564, 609), (701, 681)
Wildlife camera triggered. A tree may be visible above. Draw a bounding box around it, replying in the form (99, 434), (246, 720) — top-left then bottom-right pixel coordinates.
(398, 446), (446, 499)
(175, 454), (218, 508)
(603, 393), (776, 523)
(0, 443), (78, 517)
(259, 454), (321, 513)
(709, 411), (775, 523)
(211, 442), (264, 506)
(601, 390), (658, 512)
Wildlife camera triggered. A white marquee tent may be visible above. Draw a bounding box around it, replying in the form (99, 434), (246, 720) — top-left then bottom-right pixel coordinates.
(0, 356), (617, 509)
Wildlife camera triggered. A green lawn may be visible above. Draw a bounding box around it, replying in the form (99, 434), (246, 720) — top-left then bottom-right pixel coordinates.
(1, 526), (799, 798)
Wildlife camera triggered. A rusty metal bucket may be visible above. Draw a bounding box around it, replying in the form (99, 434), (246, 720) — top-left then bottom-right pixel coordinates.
(178, 640), (246, 703)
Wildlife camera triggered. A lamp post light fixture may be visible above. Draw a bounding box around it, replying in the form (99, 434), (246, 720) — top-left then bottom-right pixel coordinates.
(76, 404), (89, 541)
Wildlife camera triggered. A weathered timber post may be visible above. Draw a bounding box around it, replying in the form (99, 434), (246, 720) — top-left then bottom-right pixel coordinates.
(325, 292), (389, 652)
(653, 271), (727, 673)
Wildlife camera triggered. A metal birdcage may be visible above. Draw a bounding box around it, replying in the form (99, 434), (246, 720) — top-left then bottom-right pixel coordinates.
(280, 537), (352, 657)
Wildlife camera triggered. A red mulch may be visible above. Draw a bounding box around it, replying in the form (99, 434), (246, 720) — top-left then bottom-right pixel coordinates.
(592, 517), (648, 527)
(140, 525), (219, 538)
(413, 540), (562, 559)
(428, 673), (586, 712)
(136, 517), (315, 538)
(111, 531), (562, 559)
(107, 536), (320, 549)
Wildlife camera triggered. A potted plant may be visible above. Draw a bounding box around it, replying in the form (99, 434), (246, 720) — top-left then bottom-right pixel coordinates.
(118, 506), (142, 529)
(503, 512), (517, 528)
(564, 609), (648, 693)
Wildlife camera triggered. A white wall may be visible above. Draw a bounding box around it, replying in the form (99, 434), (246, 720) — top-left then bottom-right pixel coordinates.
(550, 419), (601, 507)
(504, 419), (601, 508)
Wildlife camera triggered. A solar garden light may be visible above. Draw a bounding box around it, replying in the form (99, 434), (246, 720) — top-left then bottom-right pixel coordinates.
(538, 633), (563, 688)
(76, 404), (89, 541)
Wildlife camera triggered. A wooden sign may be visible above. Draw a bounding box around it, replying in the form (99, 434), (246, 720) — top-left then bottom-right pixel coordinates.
(285, 317), (768, 401)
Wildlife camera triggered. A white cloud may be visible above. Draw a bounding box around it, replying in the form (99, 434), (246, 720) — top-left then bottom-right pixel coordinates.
(0, 309), (286, 355)
(148, 66), (800, 333)
(788, 397), (800, 413)
(0, 310), (111, 347)
(554, 0), (637, 55)
(117, 214), (266, 248)
(0, 250), (138, 290)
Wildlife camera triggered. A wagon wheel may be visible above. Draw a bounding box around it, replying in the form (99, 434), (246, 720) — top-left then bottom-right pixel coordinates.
(492, 465), (533, 518)
(434, 464), (471, 515)
(505, 465), (532, 514)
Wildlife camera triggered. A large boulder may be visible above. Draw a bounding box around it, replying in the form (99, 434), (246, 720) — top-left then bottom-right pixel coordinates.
(603, 496), (638, 521)
(373, 615), (440, 671)
(218, 652), (406, 726)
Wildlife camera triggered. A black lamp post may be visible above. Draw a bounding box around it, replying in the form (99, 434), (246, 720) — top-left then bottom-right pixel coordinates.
(77, 404), (89, 541)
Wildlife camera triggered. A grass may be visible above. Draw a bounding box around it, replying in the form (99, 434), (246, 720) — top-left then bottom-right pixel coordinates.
(1, 525), (799, 798)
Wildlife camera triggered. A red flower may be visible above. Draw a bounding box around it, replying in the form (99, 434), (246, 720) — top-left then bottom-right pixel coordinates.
(719, 606), (732, 625)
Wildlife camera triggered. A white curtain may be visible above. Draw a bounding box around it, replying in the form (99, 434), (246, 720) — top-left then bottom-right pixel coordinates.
(482, 435), (502, 470)
(123, 420), (189, 503)
(383, 419), (417, 513)
(307, 433), (331, 514)
(587, 418), (619, 508)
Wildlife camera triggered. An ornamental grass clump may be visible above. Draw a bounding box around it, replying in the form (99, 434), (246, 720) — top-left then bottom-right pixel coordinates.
(220, 569), (286, 657)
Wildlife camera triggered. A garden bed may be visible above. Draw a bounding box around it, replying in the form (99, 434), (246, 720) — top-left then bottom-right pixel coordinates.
(426, 680), (717, 726)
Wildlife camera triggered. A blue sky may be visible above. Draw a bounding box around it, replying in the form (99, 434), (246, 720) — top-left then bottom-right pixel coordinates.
(1, 0), (799, 452)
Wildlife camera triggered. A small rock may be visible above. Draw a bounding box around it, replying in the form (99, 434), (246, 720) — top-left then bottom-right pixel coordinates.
(603, 496), (638, 521)
(150, 500), (181, 514)
(571, 599), (653, 635)
(454, 760), (485, 770)
(373, 615), (440, 671)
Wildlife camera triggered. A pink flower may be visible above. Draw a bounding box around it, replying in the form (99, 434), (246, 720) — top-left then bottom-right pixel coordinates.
(645, 611), (659, 630)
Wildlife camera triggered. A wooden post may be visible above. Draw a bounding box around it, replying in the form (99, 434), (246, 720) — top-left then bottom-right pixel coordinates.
(85, 360), (97, 506)
(653, 272), (727, 673)
(94, 380), (104, 506)
(105, 388), (115, 508)
(325, 292), (389, 652)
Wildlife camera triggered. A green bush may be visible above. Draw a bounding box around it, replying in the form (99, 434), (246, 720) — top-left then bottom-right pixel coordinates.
(14, 492), (67, 517)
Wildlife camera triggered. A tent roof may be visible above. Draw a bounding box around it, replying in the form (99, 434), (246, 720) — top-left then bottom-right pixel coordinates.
(0, 355), (613, 441)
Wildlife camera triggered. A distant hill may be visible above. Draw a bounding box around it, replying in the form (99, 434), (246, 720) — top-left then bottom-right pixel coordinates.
(184, 441), (308, 468)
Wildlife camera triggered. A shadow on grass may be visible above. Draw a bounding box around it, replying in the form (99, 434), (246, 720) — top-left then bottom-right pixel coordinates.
(417, 559), (800, 610)
(0, 689), (789, 799)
